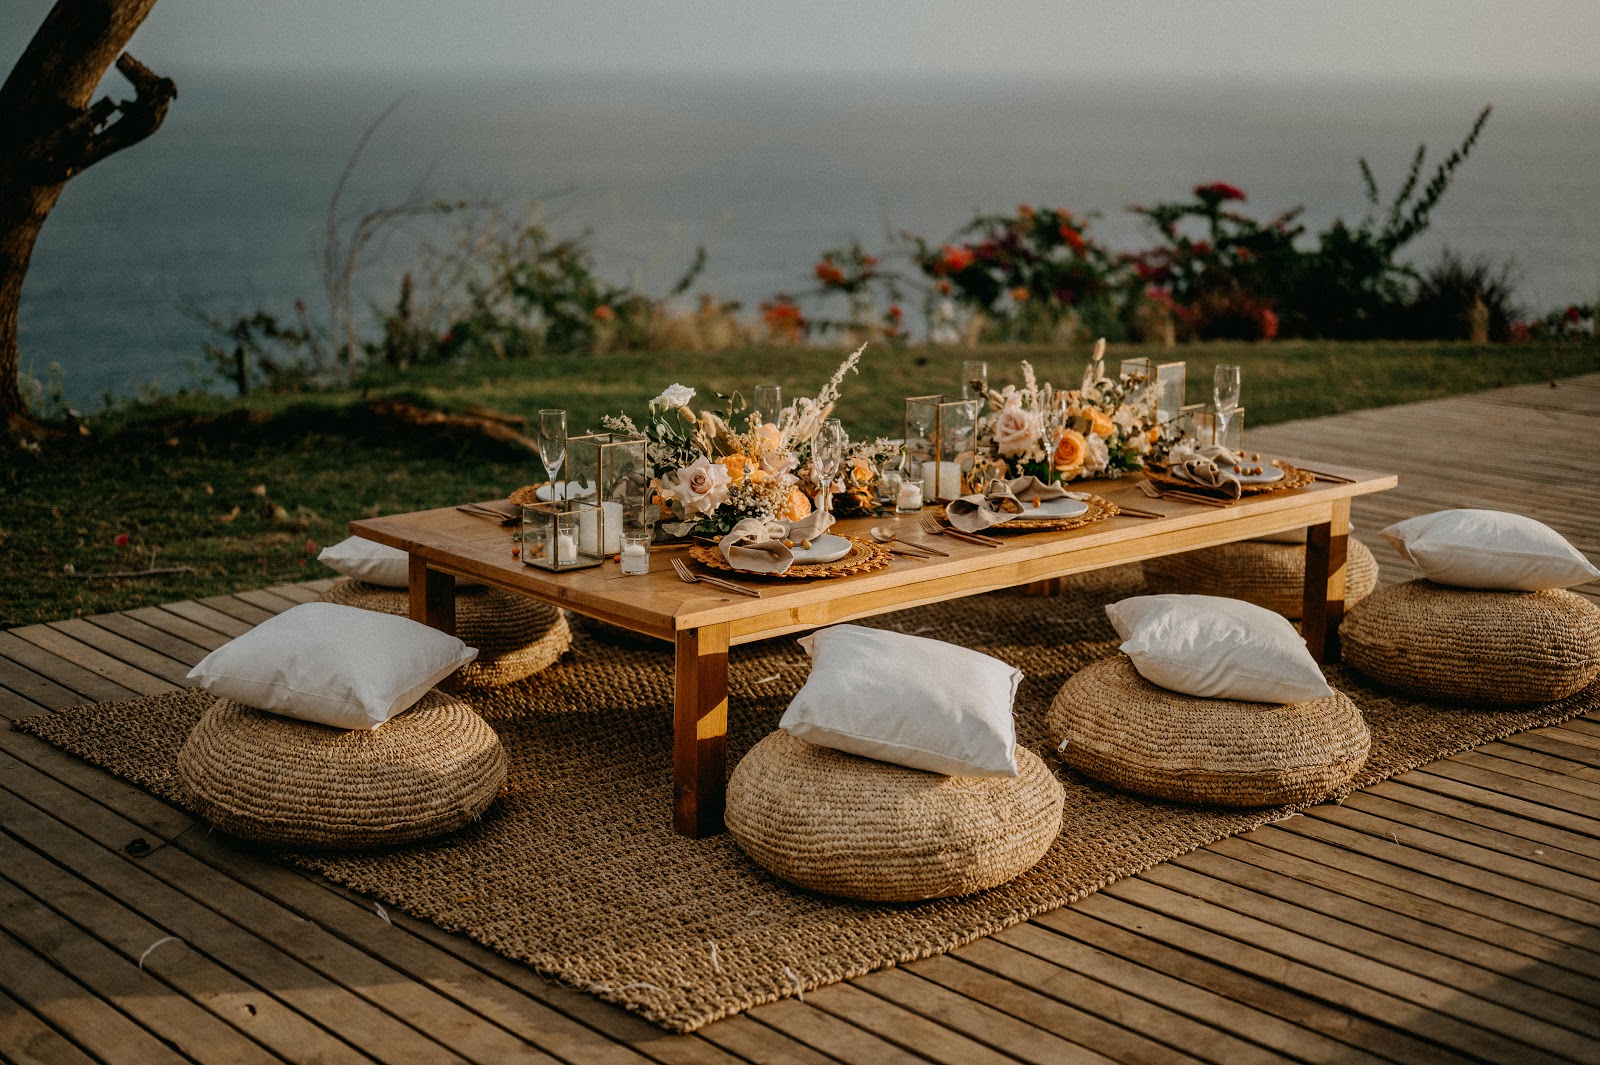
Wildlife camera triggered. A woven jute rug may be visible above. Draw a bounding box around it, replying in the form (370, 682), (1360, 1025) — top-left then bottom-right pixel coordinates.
(16, 572), (1600, 1032)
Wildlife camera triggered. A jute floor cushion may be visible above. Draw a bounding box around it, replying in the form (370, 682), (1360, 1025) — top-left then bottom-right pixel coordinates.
(1047, 655), (1371, 806)
(321, 578), (571, 687)
(725, 730), (1064, 902)
(1343, 580), (1600, 705)
(1142, 537), (1379, 619)
(178, 690), (508, 848)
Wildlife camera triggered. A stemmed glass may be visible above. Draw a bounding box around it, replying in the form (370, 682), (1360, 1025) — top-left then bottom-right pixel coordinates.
(961, 360), (988, 404)
(752, 384), (783, 427)
(812, 417), (848, 518)
(538, 409), (567, 500)
(1212, 365), (1241, 447)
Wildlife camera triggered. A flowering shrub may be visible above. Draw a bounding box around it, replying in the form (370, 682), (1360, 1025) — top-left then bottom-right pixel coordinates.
(907, 205), (1123, 343)
(802, 242), (908, 344)
(1511, 303), (1596, 342)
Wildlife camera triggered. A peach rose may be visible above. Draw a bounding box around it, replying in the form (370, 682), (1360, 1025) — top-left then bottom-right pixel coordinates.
(1086, 408), (1115, 438)
(779, 487), (812, 522)
(662, 457), (731, 516)
(723, 453), (750, 482)
(1053, 429), (1088, 479)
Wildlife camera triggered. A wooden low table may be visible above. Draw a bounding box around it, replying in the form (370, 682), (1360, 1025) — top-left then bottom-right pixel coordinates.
(351, 458), (1395, 838)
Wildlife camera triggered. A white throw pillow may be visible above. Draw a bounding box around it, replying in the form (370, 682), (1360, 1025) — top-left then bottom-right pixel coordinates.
(779, 624), (1022, 777)
(318, 535), (411, 587)
(1380, 510), (1599, 591)
(187, 603), (478, 730)
(1106, 594), (1335, 704)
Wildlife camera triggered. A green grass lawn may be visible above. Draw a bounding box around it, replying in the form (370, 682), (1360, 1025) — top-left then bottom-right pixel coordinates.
(4, 337), (1598, 627)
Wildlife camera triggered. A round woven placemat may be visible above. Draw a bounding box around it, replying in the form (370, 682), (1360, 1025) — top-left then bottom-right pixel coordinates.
(321, 578), (572, 687)
(1343, 580), (1600, 705)
(726, 731), (1064, 902)
(688, 536), (892, 580)
(1144, 460), (1316, 498)
(1046, 655), (1371, 806)
(935, 494), (1119, 533)
(177, 692), (508, 849)
(1142, 537), (1380, 619)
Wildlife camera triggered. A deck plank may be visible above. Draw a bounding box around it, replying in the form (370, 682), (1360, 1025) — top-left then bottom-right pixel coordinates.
(4, 373), (1598, 1064)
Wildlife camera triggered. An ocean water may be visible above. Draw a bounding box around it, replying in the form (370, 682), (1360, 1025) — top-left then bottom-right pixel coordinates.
(19, 69), (1600, 403)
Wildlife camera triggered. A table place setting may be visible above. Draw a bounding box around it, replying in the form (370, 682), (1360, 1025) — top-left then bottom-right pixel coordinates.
(941, 474), (1120, 534)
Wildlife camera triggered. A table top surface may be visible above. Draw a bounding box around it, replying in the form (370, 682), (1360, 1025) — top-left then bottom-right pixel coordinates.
(350, 454), (1395, 641)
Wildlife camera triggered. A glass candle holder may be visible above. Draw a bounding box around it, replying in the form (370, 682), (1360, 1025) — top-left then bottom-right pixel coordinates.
(619, 533), (651, 575)
(566, 432), (648, 555)
(895, 478), (924, 512)
(904, 394), (979, 502)
(521, 500), (605, 571)
(1120, 357), (1187, 423)
(877, 467), (903, 506)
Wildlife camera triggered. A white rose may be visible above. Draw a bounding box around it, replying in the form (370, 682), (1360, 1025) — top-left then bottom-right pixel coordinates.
(1083, 432), (1110, 473)
(652, 383), (696, 410)
(991, 405), (1043, 458)
(663, 456), (731, 516)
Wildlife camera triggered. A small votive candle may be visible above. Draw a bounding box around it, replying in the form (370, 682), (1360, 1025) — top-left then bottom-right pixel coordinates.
(556, 532), (577, 564)
(895, 479), (924, 512)
(620, 534), (651, 575)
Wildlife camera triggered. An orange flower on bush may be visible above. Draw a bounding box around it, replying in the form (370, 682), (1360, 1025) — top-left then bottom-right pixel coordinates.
(814, 261), (847, 287)
(1259, 307), (1280, 340)
(1010, 286), (1030, 304)
(941, 244), (975, 273)
(1060, 226), (1087, 255)
(592, 304), (615, 321)
(1053, 429), (1088, 478)
(760, 297), (806, 343)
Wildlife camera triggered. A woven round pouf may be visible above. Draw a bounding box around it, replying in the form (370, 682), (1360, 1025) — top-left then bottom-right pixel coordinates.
(177, 691), (507, 848)
(321, 578), (571, 687)
(1142, 537), (1379, 619)
(1343, 580), (1600, 705)
(726, 730), (1064, 902)
(1046, 656), (1370, 806)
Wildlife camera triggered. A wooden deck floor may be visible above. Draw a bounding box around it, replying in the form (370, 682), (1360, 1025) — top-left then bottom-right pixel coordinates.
(3, 375), (1598, 1065)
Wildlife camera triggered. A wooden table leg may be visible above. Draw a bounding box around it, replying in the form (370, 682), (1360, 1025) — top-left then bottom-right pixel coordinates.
(674, 623), (730, 838)
(408, 555), (456, 635)
(1302, 498), (1351, 664)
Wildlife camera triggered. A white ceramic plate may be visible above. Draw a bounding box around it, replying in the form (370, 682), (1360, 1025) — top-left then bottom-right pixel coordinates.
(789, 533), (852, 564)
(535, 480), (597, 501)
(1233, 465), (1285, 486)
(995, 496), (1090, 523)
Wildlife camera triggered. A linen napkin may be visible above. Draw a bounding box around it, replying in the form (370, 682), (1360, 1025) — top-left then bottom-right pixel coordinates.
(719, 518), (794, 574)
(1166, 444), (1244, 499)
(947, 476), (1088, 533)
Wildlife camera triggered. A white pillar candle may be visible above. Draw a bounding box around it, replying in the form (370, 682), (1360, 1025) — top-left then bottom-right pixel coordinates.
(556, 532), (577, 564)
(603, 501), (623, 554)
(920, 460), (963, 500)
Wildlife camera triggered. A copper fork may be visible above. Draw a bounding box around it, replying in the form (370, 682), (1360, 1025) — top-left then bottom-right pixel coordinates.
(671, 557), (761, 597)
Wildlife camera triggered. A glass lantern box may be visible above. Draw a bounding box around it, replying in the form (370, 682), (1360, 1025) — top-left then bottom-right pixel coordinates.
(565, 433), (649, 555)
(904, 394), (980, 501)
(521, 500), (606, 571)
(1178, 404), (1245, 452)
(1120, 357), (1187, 424)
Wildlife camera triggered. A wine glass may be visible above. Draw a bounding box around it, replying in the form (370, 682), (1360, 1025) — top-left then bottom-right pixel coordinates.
(752, 384), (783, 427)
(538, 409), (567, 500)
(1212, 365), (1241, 447)
(812, 418), (848, 516)
(961, 360), (988, 404)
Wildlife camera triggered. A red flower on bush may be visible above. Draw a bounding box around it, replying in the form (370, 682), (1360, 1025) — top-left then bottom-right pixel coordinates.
(1565, 305), (1582, 323)
(1195, 182), (1246, 203)
(814, 261), (847, 287)
(1059, 226), (1087, 255)
(886, 304), (903, 321)
(1259, 307), (1280, 340)
(1189, 241), (1213, 258)
(1509, 320), (1532, 342)
(760, 297), (807, 343)
(114, 533), (129, 547)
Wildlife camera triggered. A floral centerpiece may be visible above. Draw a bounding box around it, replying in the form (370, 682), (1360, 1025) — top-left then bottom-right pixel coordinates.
(974, 339), (1189, 485)
(600, 345), (871, 536)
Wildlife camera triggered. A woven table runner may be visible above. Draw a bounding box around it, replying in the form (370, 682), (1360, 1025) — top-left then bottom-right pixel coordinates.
(15, 570), (1599, 1032)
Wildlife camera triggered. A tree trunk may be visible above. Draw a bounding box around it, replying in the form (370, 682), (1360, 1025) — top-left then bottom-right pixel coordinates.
(0, 0), (173, 444)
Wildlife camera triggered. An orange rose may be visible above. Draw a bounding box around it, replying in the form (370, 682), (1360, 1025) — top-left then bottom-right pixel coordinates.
(779, 487), (812, 522)
(749, 468), (773, 486)
(723, 453), (750, 482)
(1086, 408), (1115, 438)
(1053, 429), (1087, 479)
(847, 457), (873, 487)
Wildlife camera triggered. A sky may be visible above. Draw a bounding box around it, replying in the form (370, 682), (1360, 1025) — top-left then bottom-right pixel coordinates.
(5, 0), (1600, 82)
